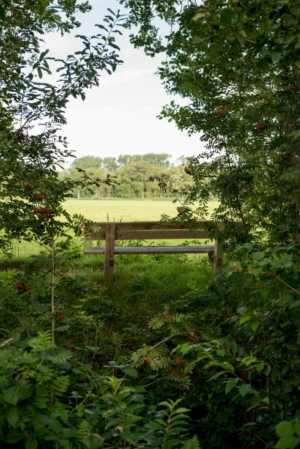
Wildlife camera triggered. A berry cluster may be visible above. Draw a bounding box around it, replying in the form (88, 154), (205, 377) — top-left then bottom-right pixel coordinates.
(17, 132), (30, 144)
(217, 106), (229, 116)
(25, 182), (34, 191)
(256, 121), (268, 133)
(34, 207), (53, 220)
(14, 279), (30, 293)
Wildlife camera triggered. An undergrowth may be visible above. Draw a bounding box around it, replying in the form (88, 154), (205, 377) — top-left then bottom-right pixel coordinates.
(0, 253), (299, 449)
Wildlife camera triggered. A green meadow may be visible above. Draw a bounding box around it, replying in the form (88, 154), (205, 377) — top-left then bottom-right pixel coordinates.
(10, 199), (218, 257)
(65, 198), (218, 222)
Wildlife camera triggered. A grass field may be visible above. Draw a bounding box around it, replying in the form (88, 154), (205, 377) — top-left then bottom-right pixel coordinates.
(65, 198), (218, 222)
(9, 199), (218, 257)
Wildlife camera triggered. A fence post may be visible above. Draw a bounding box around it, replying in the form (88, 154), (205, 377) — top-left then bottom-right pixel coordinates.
(105, 223), (115, 277)
(211, 239), (223, 276)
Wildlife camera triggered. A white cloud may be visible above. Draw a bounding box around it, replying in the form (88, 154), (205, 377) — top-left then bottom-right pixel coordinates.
(41, 0), (205, 164)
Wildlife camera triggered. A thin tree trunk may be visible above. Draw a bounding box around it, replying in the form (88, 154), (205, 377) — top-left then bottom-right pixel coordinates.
(51, 237), (55, 346)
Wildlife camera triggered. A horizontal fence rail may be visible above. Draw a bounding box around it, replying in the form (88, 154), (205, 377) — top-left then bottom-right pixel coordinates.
(84, 221), (242, 277)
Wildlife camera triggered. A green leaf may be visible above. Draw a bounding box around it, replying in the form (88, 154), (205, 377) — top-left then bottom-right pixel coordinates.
(6, 407), (19, 427)
(219, 361), (234, 372)
(182, 435), (200, 449)
(49, 419), (62, 434)
(240, 315), (252, 325)
(256, 362), (264, 372)
(120, 367), (138, 378)
(61, 429), (78, 439)
(225, 378), (239, 394)
(251, 251), (265, 261)
(2, 434), (23, 443)
(271, 52), (282, 62)
(289, 301), (300, 309)
(250, 321), (260, 332)
(276, 422), (294, 437)
(8, 329), (21, 342)
(238, 384), (251, 397)
(241, 356), (257, 366)
(294, 422), (300, 437)
(275, 436), (300, 449)
(173, 407), (190, 414)
(25, 437), (38, 449)
(3, 388), (18, 405)
(164, 438), (185, 448)
(38, 0), (49, 14)
(208, 370), (227, 381)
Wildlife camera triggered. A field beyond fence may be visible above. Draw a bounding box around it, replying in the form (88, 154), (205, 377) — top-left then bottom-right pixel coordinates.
(9, 199), (218, 257)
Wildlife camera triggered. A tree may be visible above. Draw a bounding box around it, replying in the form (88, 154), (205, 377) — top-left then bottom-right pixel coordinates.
(0, 2), (125, 253)
(117, 153), (172, 168)
(119, 0), (300, 249)
(117, 161), (163, 198)
(142, 153), (171, 167)
(71, 156), (103, 170)
(102, 157), (118, 171)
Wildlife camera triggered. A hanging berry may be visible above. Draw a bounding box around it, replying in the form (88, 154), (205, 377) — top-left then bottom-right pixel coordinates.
(14, 279), (30, 293)
(17, 132), (30, 144)
(217, 106), (229, 116)
(256, 121), (268, 133)
(34, 194), (46, 201)
(34, 207), (53, 220)
(184, 166), (192, 175)
(173, 357), (184, 365)
(25, 182), (34, 191)
(172, 370), (182, 378)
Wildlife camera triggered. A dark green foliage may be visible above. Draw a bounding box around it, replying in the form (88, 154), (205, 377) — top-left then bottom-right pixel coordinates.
(118, 0), (300, 251)
(1, 252), (299, 448)
(0, 257), (205, 448)
(0, 0), (125, 255)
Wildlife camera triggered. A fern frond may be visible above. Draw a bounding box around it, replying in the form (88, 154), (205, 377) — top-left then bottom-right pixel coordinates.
(149, 316), (165, 330)
(150, 356), (171, 371)
(28, 330), (53, 352)
(51, 376), (70, 396)
(34, 365), (55, 383)
(49, 351), (72, 364)
(111, 331), (123, 348)
(76, 419), (91, 441)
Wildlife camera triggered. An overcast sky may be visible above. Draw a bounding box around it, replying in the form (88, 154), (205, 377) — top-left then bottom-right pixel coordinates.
(45, 0), (204, 165)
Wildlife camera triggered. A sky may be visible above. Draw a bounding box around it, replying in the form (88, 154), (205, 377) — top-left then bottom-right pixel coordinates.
(44, 0), (204, 165)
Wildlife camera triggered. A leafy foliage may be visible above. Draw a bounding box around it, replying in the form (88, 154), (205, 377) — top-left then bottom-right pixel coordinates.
(118, 0), (300, 251)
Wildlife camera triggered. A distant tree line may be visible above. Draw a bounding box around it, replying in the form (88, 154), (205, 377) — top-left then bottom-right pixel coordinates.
(59, 154), (194, 199)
